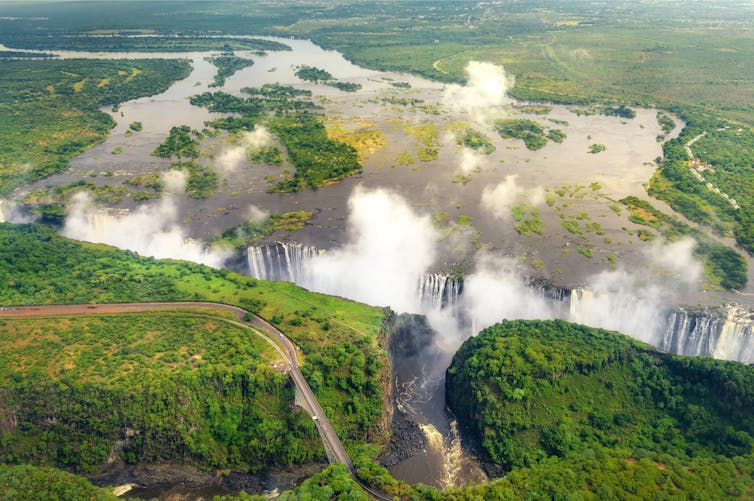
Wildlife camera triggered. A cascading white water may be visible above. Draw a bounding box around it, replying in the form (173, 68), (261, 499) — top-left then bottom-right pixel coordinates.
(658, 305), (754, 363)
(247, 244), (754, 365)
(247, 242), (323, 283)
(417, 273), (463, 312)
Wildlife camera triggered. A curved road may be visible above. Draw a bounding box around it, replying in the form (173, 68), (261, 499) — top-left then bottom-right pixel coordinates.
(0, 302), (393, 500)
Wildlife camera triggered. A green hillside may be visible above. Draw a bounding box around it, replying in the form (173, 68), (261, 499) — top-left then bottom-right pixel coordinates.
(441, 319), (754, 498)
(0, 312), (322, 473)
(0, 223), (389, 469)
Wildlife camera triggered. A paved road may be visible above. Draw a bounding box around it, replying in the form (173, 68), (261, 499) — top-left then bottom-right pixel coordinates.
(0, 302), (394, 500)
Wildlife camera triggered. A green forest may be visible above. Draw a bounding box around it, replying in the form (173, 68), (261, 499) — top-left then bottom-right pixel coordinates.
(0, 58), (191, 194)
(441, 320), (754, 497)
(649, 108), (754, 256)
(620, 196), (747, 290)
(0, 223), (388, 460)
(0, 35), (289, 53)
(0, 464), (118, 500)
(208, 55), (254, 87)
(151, 125), (200, 158)
(0, 313), (323, 473)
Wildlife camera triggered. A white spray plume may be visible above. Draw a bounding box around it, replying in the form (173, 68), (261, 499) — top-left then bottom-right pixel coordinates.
(246, 204), (270, 224)
(161, 169), (188, 194)
(62, 191), (229, 268)
(458, 148), (485, 175)
(443, 61), (514, 115)
(645, 237), (703, 286)
(244, 126), (273, 150)
(569, 269), (666, 344)
(480, 175), (544, 220)
(216, 147), (246, 176)
(305, 185), (438, 313)
(0, 199), (33, 223)
(462, 252), (554, 333)
(216, 126), (274, 176)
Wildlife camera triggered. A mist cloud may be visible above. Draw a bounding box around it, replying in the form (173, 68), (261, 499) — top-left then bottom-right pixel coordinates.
(0, 199), (33, 224)
(645, 237), (703, 286)
(161, 169), (188, 194)
(215, 126), (274, 176)
(458, 148), (485, 175)
(569, 269), (666, 344)
(480, 175), (545, 219)
(246, 204), (270, 224)
(62, 191), (229, 268)
(305, 185), (438, 313)
(462, 253), (554, 331)
(443, 61), (514, 115)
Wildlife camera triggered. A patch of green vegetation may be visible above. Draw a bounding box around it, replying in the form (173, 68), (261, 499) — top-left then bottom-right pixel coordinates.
(495, 119), (547, 151)
(577, 246), (593, 258)
(404, 122), (439, 162)
(0, 58), (190, 195)
(447, 320), (754, 472)
(191, 90), (318, 118)
(214, 211), (313, 249)
(129, 121), (143, 132)
(249, 145), (283, 165)
(390, 81), (411, 89)
(448, 449), (754, 500)
(585, 222), (604, 235)
(331, 81), (362, 92)
(267, 113), (362, 191)
(657, 112), (676, 134)
(606, 253), (617, 267)
(457, 214), (473, 226)
(458, 128), (495, 154)
(242, 83), (312, 99)
(2, 36), (289, 53)
(170, 161), (218, 199)
(0, 464), (117, 500)
(546, 129), (566, 143)
(602, 104), (636, 119)
(22, 180), (128, 216)
(621, 196), (747, 290)
(152, 125), (200, 158)
(207, 55), (254, 87)
(295, 65), (333, 82)
(637, 228), (656, 241)
(378, 96), (423, 106)
(111, 146), (123, 155)
(560, 219), (582, 235)
(124, 173), (163, 201)
(589, 182), (602, 191)
(609, 204), (622, 215)
(588, 143), (607, 154)
(516, 105), (552, 115)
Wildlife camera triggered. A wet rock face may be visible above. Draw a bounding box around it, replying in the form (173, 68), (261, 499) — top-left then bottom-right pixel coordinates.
(388, 313), (435, 358)
(380, 408), (428, 468)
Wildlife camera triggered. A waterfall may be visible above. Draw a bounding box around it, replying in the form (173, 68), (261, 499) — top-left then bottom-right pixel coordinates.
(417, 273), (463, 312)
(657, 305), (754, 363)
(247, 242), (323, 283)
(245, 240), (754, 364)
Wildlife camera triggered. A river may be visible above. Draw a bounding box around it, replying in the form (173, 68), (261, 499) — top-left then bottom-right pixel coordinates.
(4, 33), (744, 498)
